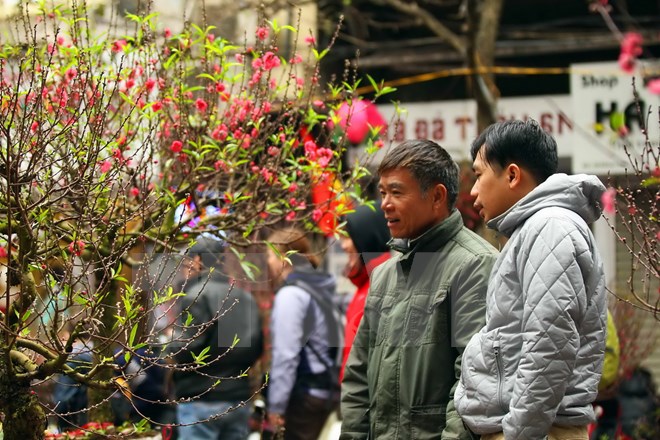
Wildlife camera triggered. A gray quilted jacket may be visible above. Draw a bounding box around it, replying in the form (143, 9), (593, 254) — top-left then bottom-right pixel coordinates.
(455, 174), (608, 439)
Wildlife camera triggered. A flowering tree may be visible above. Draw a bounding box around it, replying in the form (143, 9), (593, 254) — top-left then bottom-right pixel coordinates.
(588, 1), (659, 386)
(0, 1), (385, 437)
(589, 0), (659, 317)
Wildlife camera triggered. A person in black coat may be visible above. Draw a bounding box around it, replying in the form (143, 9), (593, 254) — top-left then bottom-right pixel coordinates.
(169, 235), (264, 440)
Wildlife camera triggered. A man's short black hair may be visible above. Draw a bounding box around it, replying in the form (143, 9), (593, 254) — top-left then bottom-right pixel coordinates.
(378, 139), (460, 209)
(470, 119), (558, 184)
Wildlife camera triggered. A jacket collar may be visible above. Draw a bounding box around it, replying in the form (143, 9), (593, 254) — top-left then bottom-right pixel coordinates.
(387, 209), (463, 256)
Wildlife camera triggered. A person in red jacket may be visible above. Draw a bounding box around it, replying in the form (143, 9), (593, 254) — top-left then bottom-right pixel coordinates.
(339, 204), (391, 382)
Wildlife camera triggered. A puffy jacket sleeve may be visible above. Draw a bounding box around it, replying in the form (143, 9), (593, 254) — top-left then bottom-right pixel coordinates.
(444, 253), (493, 440)
(503, 216), (587, 439)
(340, 294), (372, 440)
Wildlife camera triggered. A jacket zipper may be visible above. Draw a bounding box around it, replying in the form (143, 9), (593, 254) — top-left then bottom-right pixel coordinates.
(494, 340), (506, 412)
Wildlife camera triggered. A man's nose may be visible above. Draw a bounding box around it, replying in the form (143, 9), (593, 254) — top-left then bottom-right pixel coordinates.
(470, 182), (478, 198)
(380, 196), (392, 211)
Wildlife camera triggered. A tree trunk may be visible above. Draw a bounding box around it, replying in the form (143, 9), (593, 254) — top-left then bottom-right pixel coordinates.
(0, 351), (46, 439)
(467, 0), (504, 132)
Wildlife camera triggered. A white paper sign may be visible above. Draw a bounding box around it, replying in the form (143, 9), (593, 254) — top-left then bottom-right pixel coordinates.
(570, 61), (660, 174)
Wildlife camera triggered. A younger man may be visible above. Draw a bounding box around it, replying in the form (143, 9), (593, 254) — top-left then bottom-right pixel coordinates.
(455, 120), (608, 439)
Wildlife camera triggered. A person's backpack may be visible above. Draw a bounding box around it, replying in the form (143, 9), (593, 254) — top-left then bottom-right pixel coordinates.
(599, 310), (620, 391)
(287, 278), (345, 393)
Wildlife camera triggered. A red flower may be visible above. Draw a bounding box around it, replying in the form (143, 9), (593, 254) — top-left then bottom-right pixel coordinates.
(618, 53), (636, 74)
(68, 240), (85, 256)
(152, 101), (163, 112)
(647, 78), (660, 95)
(65, 67), (77, 81)
(111, 39), (128, 53)
(601, 187), (616, 215)
(170, 140), (183, 153)
(99, 160), (113, 173)
(262, 52), (280, 70)
(256, 27), (269, 41)
(0, 247), (7, 259)
(621, 32), (643, 57)
(195, 98), (208, 112)
(618, 32), (643, 73)
(212, 127), (228, 141)
(312, 209), (323, 223)
(145, 78), (156, 91)
(130, 187), (140, 197)
(164, 28), (172, 38)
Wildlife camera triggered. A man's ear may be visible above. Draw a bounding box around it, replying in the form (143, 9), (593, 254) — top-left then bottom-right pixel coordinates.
(432, 183), (448, 207)
(506, 163), (523, 188)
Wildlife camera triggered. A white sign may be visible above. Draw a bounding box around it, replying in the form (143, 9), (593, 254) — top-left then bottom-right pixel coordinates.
(375, 95), (574, 163)
(571, 61), (660, 174)
(367, 62), (659, 175)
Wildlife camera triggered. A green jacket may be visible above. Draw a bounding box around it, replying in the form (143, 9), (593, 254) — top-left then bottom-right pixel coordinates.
(340, 210), (497, 440)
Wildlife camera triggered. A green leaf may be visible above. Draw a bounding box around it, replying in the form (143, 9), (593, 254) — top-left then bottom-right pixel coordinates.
(641, 177), (660, 187)
(312, 48), (329, 61)
(197, 73), (217, 81)
(128, 323), (138, 347)
(192, 345), (211, 365)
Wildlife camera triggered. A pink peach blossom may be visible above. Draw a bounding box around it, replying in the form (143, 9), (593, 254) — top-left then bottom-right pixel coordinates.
(618, 53), (635, 73)
(621, 32), (643, 57)
(312, 209), (323, 223)
(256, 27), (269, 41)
(601, 187), (616, 214)
(112, 39), (128, 53)
(170, 140), (183, 153)
(68, 240), (85, 256)
(99, 160), (113, 173)
(646, 78), (660, 95)
(195, 98), (208, 112)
